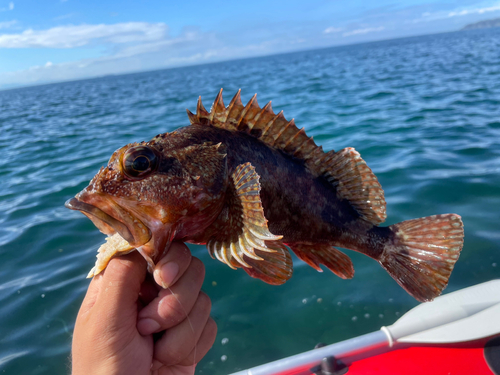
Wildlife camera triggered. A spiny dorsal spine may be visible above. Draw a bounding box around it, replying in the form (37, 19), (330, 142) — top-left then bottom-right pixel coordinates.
(186, 89), (387, 225)
(187, 89), (323, 173)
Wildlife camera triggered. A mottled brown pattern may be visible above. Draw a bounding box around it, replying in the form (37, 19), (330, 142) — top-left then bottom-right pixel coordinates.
(66, 90), (465, 302)
(180, 124), (366, 248)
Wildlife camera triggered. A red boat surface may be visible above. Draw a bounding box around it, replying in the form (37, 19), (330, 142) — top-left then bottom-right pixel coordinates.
(229, 280), (500, 375)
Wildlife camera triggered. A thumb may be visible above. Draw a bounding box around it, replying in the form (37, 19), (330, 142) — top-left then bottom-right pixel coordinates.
(94, 251), (147, 323)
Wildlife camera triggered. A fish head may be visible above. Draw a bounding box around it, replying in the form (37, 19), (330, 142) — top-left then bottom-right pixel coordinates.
(66, 132), (228, 265)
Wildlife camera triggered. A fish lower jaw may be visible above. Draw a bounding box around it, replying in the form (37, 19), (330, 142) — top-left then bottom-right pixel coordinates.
(67, 194), (152, 247)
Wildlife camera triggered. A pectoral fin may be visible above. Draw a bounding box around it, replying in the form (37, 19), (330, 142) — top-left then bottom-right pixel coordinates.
(207, 162), (292, 284)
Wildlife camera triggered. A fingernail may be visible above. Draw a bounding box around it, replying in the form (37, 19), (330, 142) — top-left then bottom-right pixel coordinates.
(137, 318), (160, 336)
(154, 261), (179, 289)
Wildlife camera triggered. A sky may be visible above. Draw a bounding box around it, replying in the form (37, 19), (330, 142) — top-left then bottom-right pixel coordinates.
(1, 0), (500, 89)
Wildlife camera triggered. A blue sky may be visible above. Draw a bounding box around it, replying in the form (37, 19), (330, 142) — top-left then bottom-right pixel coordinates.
(1, 0), (500, 89)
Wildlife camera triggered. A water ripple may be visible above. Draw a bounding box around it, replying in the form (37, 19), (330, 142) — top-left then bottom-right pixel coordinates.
(1, 28), (500, 374)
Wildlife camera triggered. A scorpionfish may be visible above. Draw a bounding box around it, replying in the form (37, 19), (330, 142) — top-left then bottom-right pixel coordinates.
(66, 89), (464, 302)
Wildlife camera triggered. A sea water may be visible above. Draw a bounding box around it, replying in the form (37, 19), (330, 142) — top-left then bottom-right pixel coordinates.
(1, 28), (499, 374)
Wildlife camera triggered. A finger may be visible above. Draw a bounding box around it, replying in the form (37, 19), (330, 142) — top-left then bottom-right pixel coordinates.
(137, 257), (205, 336)
(177, 317), (217, 366)
(153, 242), (192, 288)
(141, 243), (192, 307)
(77, 272), (104, 318)
(94, 251), (147, 323)
(154, 292), (212, 365)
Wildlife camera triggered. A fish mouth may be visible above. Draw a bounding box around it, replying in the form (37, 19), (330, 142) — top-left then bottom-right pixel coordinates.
(65, 197), (152, 247)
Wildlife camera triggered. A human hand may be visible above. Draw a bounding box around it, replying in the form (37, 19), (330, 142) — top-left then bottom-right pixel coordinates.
(72, 242), (217, 375)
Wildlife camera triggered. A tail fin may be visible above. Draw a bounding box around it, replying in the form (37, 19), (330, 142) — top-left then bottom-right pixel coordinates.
(380, 214), (464, 302)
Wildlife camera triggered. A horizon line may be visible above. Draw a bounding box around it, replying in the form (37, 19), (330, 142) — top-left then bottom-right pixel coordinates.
(0, 26), (490, 94)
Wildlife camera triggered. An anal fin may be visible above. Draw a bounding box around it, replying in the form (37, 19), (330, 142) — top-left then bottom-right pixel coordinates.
(289, 243), (354, 279)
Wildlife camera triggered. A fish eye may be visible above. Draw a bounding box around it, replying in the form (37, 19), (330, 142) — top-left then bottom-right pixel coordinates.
(122, 146), (158, 179)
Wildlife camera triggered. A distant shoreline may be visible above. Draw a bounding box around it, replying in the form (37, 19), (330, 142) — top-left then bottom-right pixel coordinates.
(0, 26), (498, 93)
(462, 18), (500, 30)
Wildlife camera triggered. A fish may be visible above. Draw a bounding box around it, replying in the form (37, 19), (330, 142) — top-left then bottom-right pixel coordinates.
(65, 89), (464, 302)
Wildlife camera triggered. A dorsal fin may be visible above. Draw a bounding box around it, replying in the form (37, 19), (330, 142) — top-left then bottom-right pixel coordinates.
(187, 89), (387, 225)
(187, 89), (321, 167)
(323, 147), (386, 224)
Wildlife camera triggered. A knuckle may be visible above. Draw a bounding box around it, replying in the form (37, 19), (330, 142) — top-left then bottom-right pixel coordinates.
(206, 317), (218, 338)
(200, 318), (218, 355)
(158, 295), (188, 325)
(189, 257), (205, 278)
(158, 344), (185, 365)
(197, 291), (212, 312)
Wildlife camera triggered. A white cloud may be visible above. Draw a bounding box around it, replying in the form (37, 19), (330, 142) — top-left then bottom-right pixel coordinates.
(413, 3), (500, 23)
(3, 4), (468, 90)
(0, 24), (292, 89)
(0, 20), (16, 29)
(448, 4), (500, 17)
(323, 26), (342, 34)
(0, 33), (296, 89)
(0, 22), (168, 48)
(0, 1), (14, 11)
(343, 26), (385, 37)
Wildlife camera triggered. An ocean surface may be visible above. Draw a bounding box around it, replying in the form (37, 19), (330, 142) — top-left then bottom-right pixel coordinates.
(1, 28), (500, 374)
